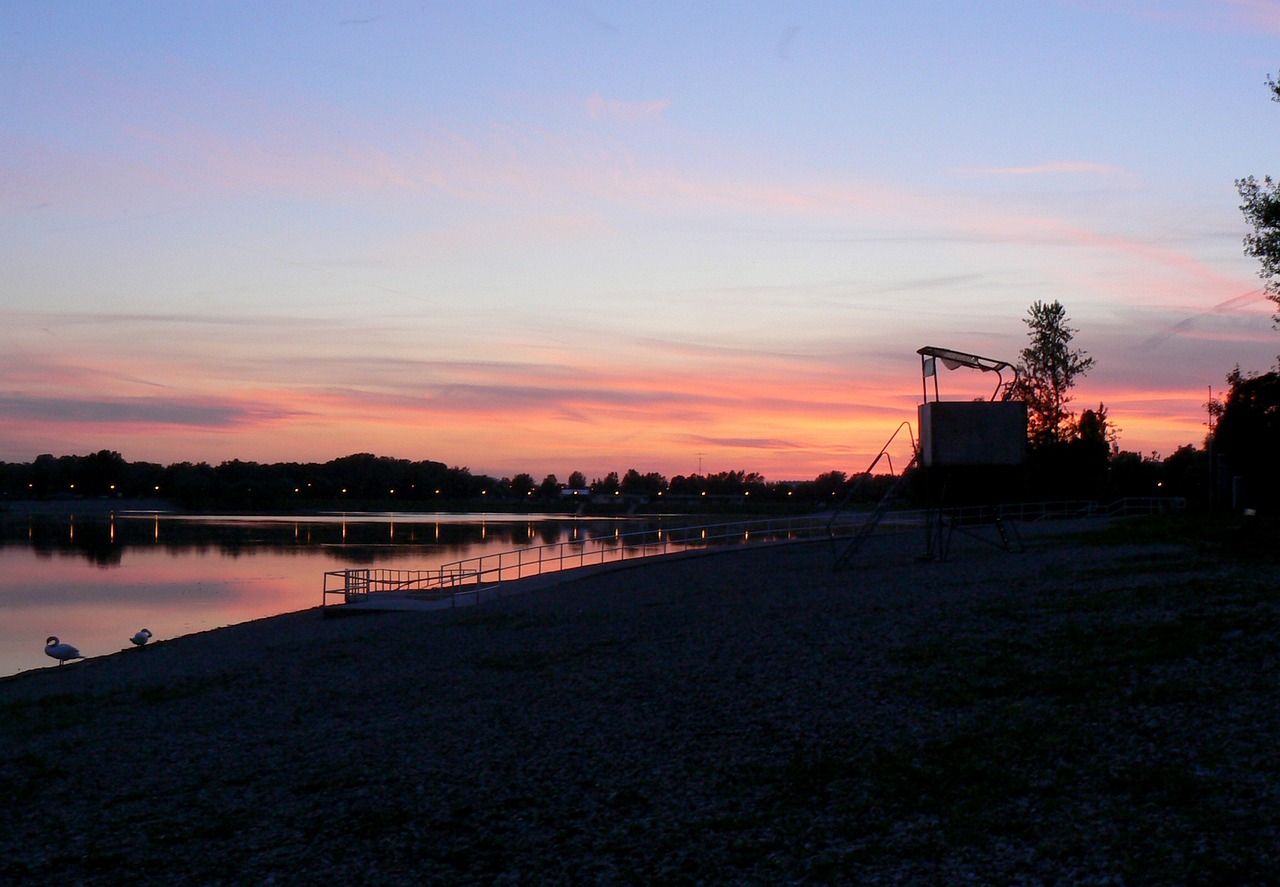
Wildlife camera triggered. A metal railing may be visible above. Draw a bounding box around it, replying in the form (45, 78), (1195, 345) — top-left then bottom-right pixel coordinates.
(320, 496), (1185, 606)
(322, 565), (483, 606)
(322, 513), (842, 605)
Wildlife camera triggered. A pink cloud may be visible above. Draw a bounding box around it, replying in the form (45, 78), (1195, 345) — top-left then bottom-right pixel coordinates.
(1228, 0), (1280, 33)
(584, 92), (670, 125)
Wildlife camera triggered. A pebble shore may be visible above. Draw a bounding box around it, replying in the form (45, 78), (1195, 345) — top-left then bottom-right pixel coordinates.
(2, 521), (1277, 884)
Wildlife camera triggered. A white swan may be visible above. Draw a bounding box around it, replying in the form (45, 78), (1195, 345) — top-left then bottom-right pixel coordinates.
(131, 629), (153, 646)
(45, 636), (83, 665)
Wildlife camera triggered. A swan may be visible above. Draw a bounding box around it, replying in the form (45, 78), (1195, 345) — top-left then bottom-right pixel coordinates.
(130, 629), (153, 647)
(45, 636), (83, 665)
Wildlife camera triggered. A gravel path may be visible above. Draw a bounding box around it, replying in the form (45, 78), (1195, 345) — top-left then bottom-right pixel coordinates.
(2, 522), (1277, 884)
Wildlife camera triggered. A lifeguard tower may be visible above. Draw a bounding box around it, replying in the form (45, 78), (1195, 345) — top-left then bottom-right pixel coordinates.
(915, 346), (1028, 558)
(917, 346), (1024, 466)
(829, 345), (1028, 568)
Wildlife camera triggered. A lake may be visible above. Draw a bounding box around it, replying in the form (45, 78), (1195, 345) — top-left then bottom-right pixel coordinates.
(0, 508), (660, 678)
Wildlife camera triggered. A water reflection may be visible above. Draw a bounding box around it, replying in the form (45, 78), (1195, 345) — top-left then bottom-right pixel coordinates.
(0, 511), (677, 678)
(0, 512), (662, 568)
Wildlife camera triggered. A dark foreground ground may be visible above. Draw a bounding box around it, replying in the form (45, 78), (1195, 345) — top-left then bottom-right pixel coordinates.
(2, 516), (1277, 884)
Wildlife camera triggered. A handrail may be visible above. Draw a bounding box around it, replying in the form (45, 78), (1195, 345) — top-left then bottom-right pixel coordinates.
(320, 497), (1184, 606)
(322, 513), (842, 604)
(422, 513), (836, 587)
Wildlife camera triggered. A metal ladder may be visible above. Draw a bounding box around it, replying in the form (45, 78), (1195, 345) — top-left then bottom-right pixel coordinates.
(828, 421), (918, 571)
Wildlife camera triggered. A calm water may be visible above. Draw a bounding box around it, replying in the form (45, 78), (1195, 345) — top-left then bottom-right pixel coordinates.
(0, 510), (650, 678)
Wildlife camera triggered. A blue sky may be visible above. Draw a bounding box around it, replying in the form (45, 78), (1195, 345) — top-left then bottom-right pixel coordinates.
(2, 1), (1279, 480)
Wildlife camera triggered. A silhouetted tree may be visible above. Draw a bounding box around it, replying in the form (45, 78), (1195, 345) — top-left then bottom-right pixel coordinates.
(1062, 404), (1112, 499)
(539, 474), (561, 499)
(1212, 366), (1280, 507)
(161, 461), (214, 505)
(1075, 403), (1114, 451)
(621, 469), (667, 497)
(510, 473), (536, 498)
(1160, 444), (1210, 506)
(1010, 300), (1096, 447)
(1236, 72), (1280, 325)
(1108, 450), (1162, 498)
(814, 470), (848, 501)
(591, 472), (620, 494)
(31, 454), (60, 496)
(667, 474), (701, 495)
(79, 449), (127, 495)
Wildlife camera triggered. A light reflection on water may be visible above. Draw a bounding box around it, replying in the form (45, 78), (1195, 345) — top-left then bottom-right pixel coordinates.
(0, 511), (653, 678)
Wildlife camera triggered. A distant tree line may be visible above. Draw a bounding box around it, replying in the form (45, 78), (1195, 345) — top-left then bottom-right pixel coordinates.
(0, 445), (1227, 515)
(0, 451), (901, 512)
(0, 452), (486, 509)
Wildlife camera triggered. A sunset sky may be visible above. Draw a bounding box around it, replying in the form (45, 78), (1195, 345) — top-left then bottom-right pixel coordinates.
(3, 2), (1280, 482)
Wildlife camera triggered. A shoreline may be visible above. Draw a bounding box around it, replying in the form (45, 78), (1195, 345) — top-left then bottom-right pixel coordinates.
(3, 521), (1277, 883)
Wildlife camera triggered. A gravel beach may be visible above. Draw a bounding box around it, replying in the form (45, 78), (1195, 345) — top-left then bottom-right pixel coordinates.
(2, 519), (1277, 884)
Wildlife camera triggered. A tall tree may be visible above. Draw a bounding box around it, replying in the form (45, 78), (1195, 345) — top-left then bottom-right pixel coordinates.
(1011, 300), (1096, 447)
(1236, 73), (1280, 325)
(1212, 366), (1280, 506)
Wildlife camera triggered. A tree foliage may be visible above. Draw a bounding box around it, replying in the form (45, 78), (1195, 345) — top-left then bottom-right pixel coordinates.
(539, 474), (561, 499)
(1010, 300), (1096, 447)
(1211, 366), (1280, 506)
(1025, 402), (1115, 500)
(1236, 73), (1280, 325)
(1075, 403), (1114, 451)
(590, 471), (621, 494)
(621, 469), (667, 497)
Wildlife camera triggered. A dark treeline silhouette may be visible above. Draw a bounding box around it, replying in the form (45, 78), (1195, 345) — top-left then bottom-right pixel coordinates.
(0, 451), (900, 513)
(0, 451), (481, 510)
(0, 443), (1222, 516)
